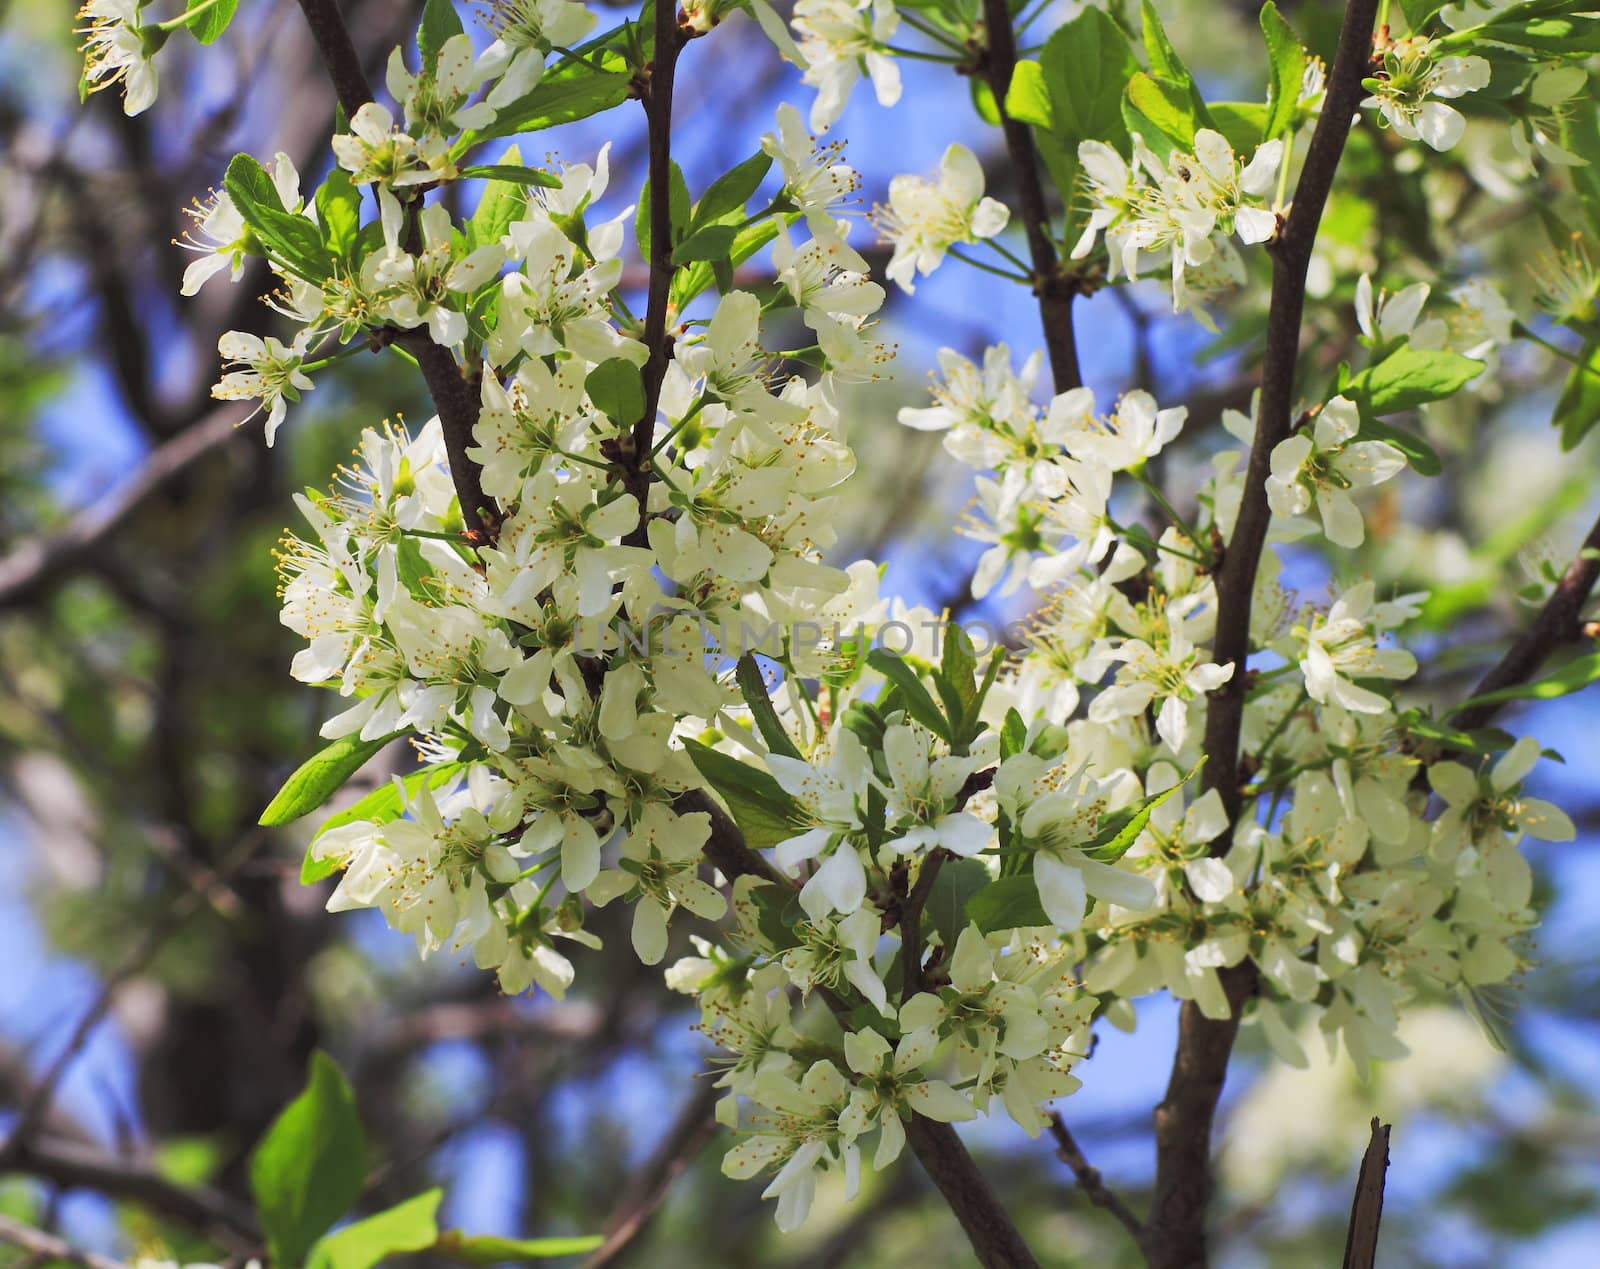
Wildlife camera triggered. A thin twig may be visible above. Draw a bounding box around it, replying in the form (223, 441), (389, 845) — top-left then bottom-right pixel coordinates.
(291, 0), (500, 539)
(1046, 1112), (1143, 1240)
(0, 1136), (259, 1250)
(1450, 511), (1600, 733)
(0, 831), (264, 1165)
(0, 411), (238, 609)
(1340, 1118), (1392, 1269)
(619, 2), (689, 547)
(903, 1117), (1039, 1269)
(977, 0), (1080, 393)
(583, 1076), (720, 1269)
(0, 1213), (131, 1269)
(1142, 5), (1379, 1267)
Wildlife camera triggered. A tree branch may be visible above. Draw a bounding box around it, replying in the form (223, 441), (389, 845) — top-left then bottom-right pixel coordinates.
(978, 0), (1080, 393)
(1141, 8), (1380, 1265)
(620, 3), (689, 547)
(0, 1136), (259, 1250)
(1046, 1111), (1143, 1241)
(584, 1076), (720, 1269)
(1340, 1118), (1391, 1269)
(903, 1117), (1039, 1269)
(1450, 511), (1600, 733)
(0, 411), (239, 610)
(291, 0), (501, 539)
(0, 1212), (131, 1269)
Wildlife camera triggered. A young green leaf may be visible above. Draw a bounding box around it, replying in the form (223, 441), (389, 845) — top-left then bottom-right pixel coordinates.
(585, 358), (647, 427)
(1260, 2), (1307, 141)
(466, 145), (529, 252)
(933, 621), (978, 737)
(223, 154), (329, 283)
(1037, 5), (1138, 151)
(418, 0), (465, 64)
(683, 739), (801, 853)
(1355, 415), (1442, 477)
(636, 162), (692, 262)
(250, 1052), (368, 1269)
(672, 223), (738, 265)
(1082, 775), (1190, 862)
(304, 763), (465, 883)
(965, 874), (1053, 934)
(316, 169), (362, 266)
(1125, 72), (1201, 150)
(183, 0), (240, 44)
(434, 1231), (605, 1263)
(467, 53), (632, 143)
(259, 732), (402, 827)
(1451, 651), (1600, 714)
(307, 1190), (442, 1269)
(923, 858), (993, 949)
(1343, 347), (1485, 415)
(692, 152), (773, 228)
(1138, 0), (1214, 129)
(865, 649), (951, 740)
(735, 654), (803, 760)
(458, 163), (562, 188)
(1554, 340), (1600, 449)
(672, 217), (788, 309)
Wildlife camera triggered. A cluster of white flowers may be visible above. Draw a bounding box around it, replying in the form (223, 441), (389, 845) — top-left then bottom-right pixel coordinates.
(139, 0), (1596, 1239)
(1072, 129), (1283, 324)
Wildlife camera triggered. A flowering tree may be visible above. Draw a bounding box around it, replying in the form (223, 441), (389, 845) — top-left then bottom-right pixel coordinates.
(25, 0), (1600, 1265)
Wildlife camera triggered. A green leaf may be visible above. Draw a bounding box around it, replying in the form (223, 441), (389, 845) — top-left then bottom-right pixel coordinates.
(470, 53), (631, 142)
(1554, 340), (1600, 449)
(1475, 14), (1600, 53)
(1396, 0), (1449, 31)
(932, 621), (978, 738)
(1005, 61), (1052, 130)
(1082, 773), (1190, 862)
(307, 1190), (442, 1269)
(671, 223), (738, 264)
(1125, 72), (1200, 150)
(1356, 415), (1442, 477)
(184, 0), (240, 43)
(1036, 5), (1138, 151)
(304, 763), (465, 884)
(924, 858), (992, 949)
(223, 153), (329, 283)
(965, 874), (1052, 934)
(1451, 651), (1600, 714)
(1138, 0), (1214, 129)
(250, 1052), (367, 1269)
(866, 649), (951, 740)
(418, 0), (465, 64)
(260, 732), (401, 828)
(1208, 101), (1269, 153)
(466, 145), (528, 252)
(1343, 347), (1485, 415)
(1399, 710), (1514, 755)
(693, 152), (773, 228)
(584, 358), (646, 427)
(435, 1231), (605, 1263)
(1000, 708), (1028, 759)
(735, 655), (802, 760)
(458, 163), (562, 188)
(683, 739), (800, 853)
(636, 162), (692, 263)
(672, 217), (786, 309)
(1260, 2), (1307, 141)
(316, 167), (362, 266)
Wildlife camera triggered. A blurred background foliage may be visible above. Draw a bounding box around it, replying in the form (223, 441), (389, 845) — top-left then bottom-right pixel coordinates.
(1, 0), (1599, 1266)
